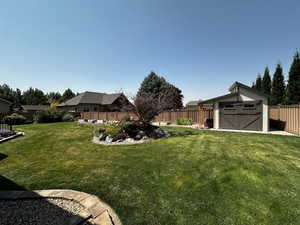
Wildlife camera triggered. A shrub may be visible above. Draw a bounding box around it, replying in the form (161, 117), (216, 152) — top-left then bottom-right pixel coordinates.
(105, 125), (120, 138)
(93, 126), (106, 137)
(176, 118), (193, 125)
(34, 110), (65, 123)
(62, 113), (74, 122)
(3, 113), (27, 125)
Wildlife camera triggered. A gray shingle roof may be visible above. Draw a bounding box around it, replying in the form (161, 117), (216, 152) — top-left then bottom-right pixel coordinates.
(58, 92), (122, 106)
(186, 100), (202, 106)
(21, 105), (50, 111)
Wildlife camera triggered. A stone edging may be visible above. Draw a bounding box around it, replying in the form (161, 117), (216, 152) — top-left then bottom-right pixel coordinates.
(92, 136), (152, 146)
(0, 189), (122, 225)
(0, 132), (24, 144)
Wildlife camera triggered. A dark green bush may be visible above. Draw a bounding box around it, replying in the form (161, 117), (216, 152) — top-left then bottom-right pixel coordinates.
(105, 125), (121, 138)
(34, 110), (65, 123)
(176, 118), (193, 125)
(3, 113), (27, 125)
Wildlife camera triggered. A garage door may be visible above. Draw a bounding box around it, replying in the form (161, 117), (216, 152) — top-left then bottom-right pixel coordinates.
(219, 101), (262, 131)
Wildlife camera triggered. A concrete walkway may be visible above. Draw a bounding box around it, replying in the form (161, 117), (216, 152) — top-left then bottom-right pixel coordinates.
(155, 123), (297, 137)
(209, 128), (296, 136)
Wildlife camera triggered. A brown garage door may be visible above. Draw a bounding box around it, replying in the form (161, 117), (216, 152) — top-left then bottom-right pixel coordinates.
(219, 101), (262, 131)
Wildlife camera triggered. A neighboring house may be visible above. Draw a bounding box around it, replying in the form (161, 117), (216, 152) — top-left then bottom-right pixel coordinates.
(58, 92), (134, 112)
(21, 105), (51, 113)
(0, 98), (11, 114)
(19, 105), (51, 121)
(185, 100), (202, 110)
(199, 82), (269, 132)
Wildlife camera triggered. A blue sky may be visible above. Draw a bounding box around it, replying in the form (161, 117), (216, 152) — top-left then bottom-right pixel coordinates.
(0, 0), (299, 103)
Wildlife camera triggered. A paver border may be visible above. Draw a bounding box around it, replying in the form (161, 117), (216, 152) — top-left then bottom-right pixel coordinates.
(0, 189), (122, 225)
(0, 132), (24, 144)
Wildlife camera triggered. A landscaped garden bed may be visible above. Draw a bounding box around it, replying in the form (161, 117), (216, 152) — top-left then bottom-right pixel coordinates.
(92, 118), (170, 145)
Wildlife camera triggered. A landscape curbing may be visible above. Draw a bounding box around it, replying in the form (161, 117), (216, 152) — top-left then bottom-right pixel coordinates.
(0, 132), (24, 144)
(0, 189), (122, 225)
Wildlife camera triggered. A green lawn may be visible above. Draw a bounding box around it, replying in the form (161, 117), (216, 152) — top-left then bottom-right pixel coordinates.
(1, 122), (300, 225)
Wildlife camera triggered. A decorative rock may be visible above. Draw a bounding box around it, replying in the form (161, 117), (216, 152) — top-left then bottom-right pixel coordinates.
(99, 134), (107, 141)
(125, 138), (135, 143)
(105, 135), (114, 143)
(134, 135), (142, 140)
(141, 136), (149, 140)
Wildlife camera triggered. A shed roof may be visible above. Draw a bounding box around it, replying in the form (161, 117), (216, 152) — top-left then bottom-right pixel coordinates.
(199, 81), (269, 105)
(58, 92), (122, 106)
(229, 82), (270, 98)
(199, 93), (238, 104)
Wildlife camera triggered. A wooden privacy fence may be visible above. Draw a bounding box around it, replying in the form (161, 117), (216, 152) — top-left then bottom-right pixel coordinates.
(81, 109), (213, 125)
(81, 112), (137, 121)
(154, 109), (213, 124)
(269, 105), (300, 136)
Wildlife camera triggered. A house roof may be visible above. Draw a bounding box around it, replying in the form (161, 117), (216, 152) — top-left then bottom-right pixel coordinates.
(0, 97), (12, 105)
(22, 105), (50, 111)
(186, 100), (202, 106)
(58, 92), (123, 106)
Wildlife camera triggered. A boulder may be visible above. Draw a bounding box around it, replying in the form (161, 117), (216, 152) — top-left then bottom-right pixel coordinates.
(105, 135), (114, 143)
(134, 135), (142, 140)
(125, 138), (135, 143)
(99, 133), (107, 141)
(141, 136), (149, 140)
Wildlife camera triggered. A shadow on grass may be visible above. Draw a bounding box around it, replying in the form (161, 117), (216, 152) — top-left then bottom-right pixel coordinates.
(0, 153), (93, 225)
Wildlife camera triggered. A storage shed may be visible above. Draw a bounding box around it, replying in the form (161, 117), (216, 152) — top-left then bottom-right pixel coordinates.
(199, 82), (269, 132)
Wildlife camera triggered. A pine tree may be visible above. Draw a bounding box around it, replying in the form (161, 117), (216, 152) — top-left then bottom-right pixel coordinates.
(61, 89), (75, 103)
(254, 74), (262, 91)
(287, 52), (300, 104)
(262, 67), (271, 95)
(271, 64), (285, 105)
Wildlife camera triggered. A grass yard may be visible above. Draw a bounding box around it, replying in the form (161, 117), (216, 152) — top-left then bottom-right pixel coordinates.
(1, 122), (300, 225)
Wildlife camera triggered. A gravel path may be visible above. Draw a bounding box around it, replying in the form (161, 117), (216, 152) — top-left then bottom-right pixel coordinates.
(0, 197), (90, 225)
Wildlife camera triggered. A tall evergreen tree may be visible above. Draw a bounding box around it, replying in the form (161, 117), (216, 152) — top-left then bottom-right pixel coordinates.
(47, 92), (62, 103)
(271, 64), (285, 105)
(254, 74), (262, 91)
(262, 67), (271, 95)
(287, 51), (300, 104)
(61, 89), (75, 103)
(22, 87), (48, 105)
(137, 71), (166, 98)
